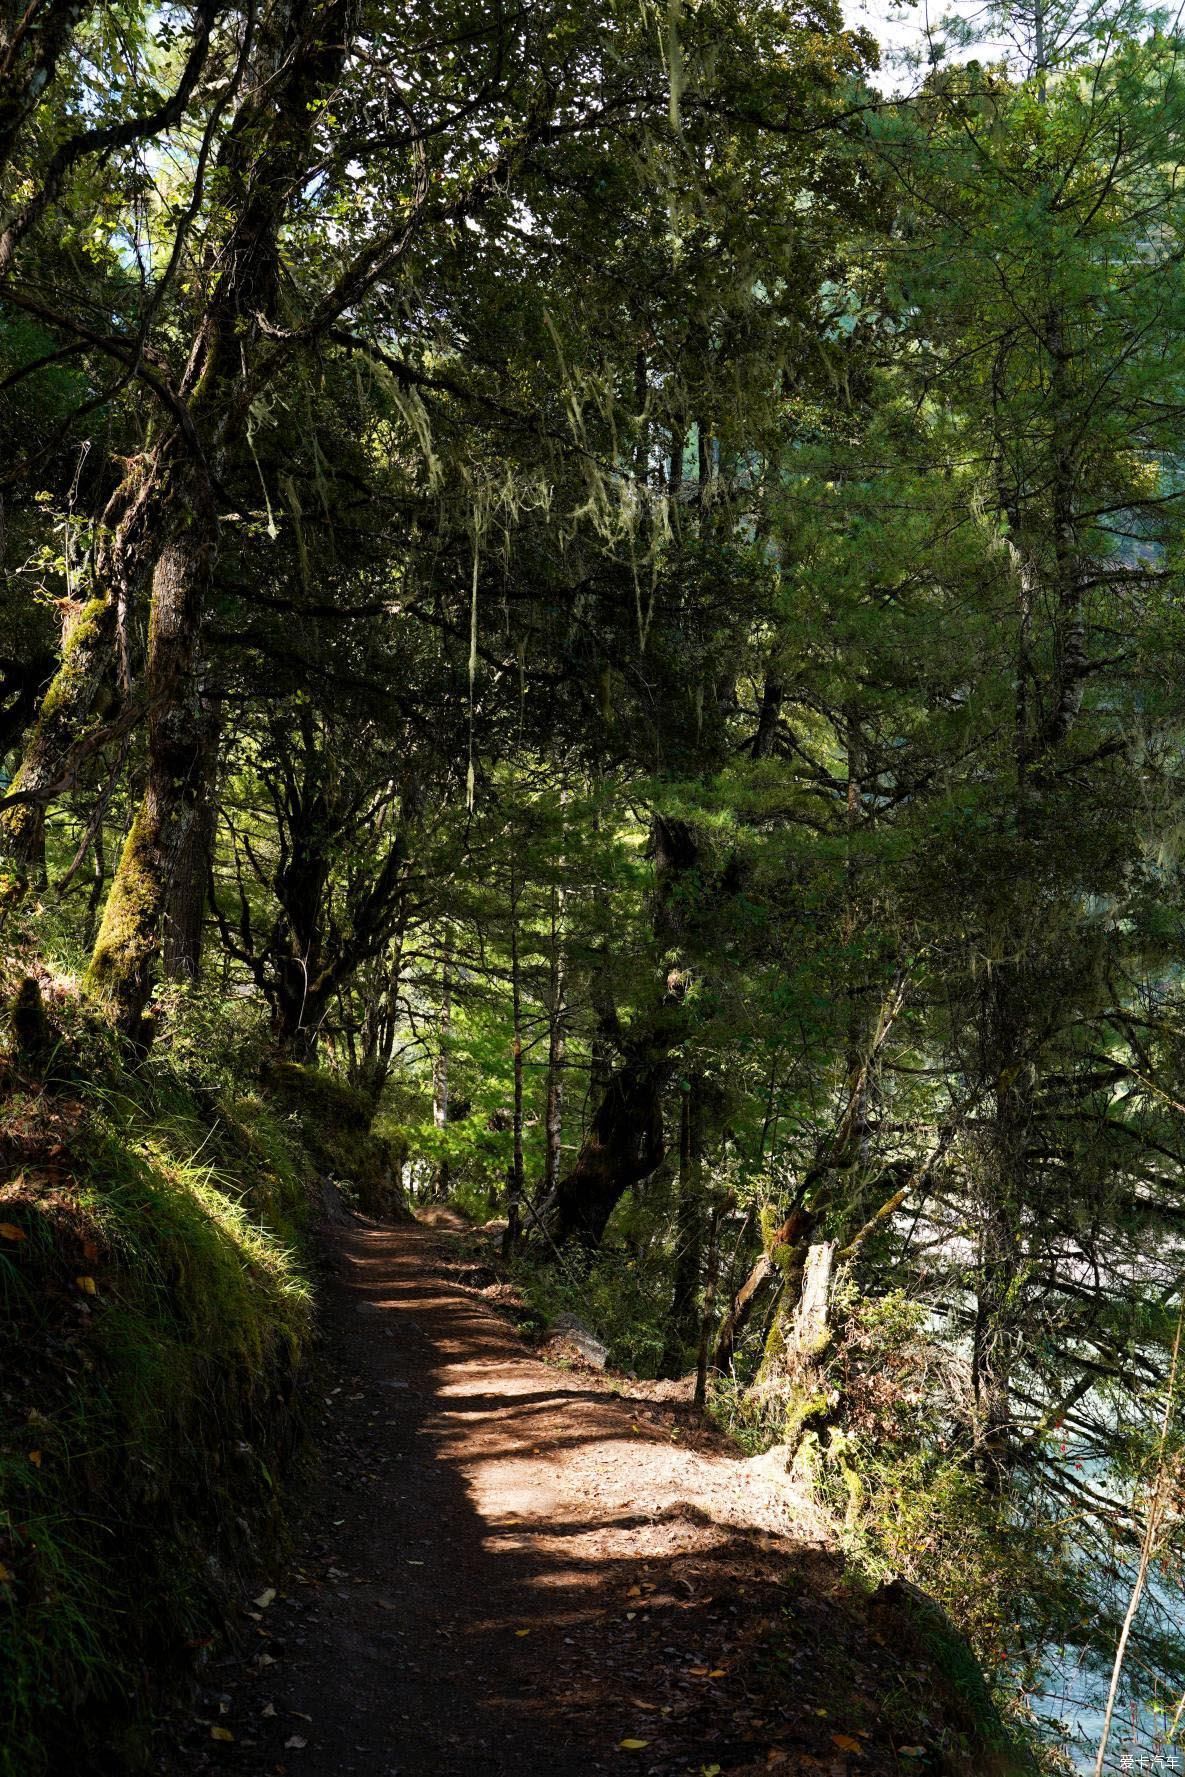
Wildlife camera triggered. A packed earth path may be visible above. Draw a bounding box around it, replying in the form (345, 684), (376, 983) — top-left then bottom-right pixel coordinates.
(158, 1210), (986, 1777)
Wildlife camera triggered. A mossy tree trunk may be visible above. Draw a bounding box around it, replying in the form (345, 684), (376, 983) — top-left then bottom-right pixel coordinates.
(750, 1237), (837, 1440)
(0, 596), (117, 882)
(88, 481), (216, 1035)
(713, 1202), (813, 1374)
(83, 0), (354, 1038)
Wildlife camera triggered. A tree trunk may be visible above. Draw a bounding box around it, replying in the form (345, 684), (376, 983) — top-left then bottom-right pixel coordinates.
(88, 486), (215, 1037)
(545, 1058), (668, 1250)
(162, 689), (220, 981)
(660, 1083), (704, 1377)
(969, 975), (1030, 1489)
(546, 811), (697, 1252)
(83, 0), (355, 1040)
(713, 1204), (812, 1374)
(750, 672), (783, 760)
(503, 889), (526, 1258)
(430, 934), (452, 1200)
(695, 1192), (722, 1408)
(0, 0), (86, 176)
(357, 929), (405, 1109)
(0, 596), (116, 881)
(542, 885), (566, 1202)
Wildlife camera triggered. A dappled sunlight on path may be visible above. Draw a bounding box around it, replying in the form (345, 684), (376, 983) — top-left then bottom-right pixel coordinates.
(160, 1215), (971, 1777)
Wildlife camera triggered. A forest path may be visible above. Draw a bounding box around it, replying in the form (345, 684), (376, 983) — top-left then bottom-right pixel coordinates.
(160, 1213), (943, 1777)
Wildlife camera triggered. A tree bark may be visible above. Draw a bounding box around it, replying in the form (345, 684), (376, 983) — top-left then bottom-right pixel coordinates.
(0, 596), (117, 880)
(545, 1057), (669, 1250)
(546, 812), (697, 1251)
(162, 688), (220, 980)
(695, 1192), (722, 1408)
(713, 1204), (812, 1374)
(504, 884), (526, 1258)
(750, 671), (783, 760)
(542, 884), (566, 1203)
(0, 0), (86, 176)
(88, 479), (216, 1036)
(430, 934), (452, 1200)
(84, 0), (354, 1038)
(660, 1082), (704, 1377)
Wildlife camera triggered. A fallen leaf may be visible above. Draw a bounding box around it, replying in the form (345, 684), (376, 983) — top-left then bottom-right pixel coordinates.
(515, 1628), (531, 1637)
(831, 1733), (863, 1755)
(27, 1451), (41, 1468)
(618, 1740), (649, 1751)
(75, 1275), (98, 1296)
(0, 1223), (27, 1242)
(708, 1668), (726, 1679)
(254, 1587), (276, 1609)
(284, 1735), (307, 1749)
(627, 1585), (642, 1597)
(210, 1725), (234, 1742)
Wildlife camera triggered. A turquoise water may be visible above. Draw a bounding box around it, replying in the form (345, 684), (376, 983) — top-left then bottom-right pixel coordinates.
(1032, 1618), (1185, 1772)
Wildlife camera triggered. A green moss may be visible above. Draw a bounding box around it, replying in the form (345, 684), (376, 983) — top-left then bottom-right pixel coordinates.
(39, 598), (109, 723)
(86, 805), (160, 1009)
(783, 1385), (830, 1443)
(0, 1049), (315, 1776)
(265, 1061), (407, 1218)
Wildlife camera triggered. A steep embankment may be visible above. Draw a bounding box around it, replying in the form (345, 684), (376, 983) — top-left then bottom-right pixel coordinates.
(0, 1030), (315, 1776)
(0, 980), (394, 1777)
(160, 1214), (1030, 1777)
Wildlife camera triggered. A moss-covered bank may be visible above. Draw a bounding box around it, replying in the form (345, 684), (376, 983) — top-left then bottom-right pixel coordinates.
(265, 1060), (408, 1219)
(0, 984), (326, 1775)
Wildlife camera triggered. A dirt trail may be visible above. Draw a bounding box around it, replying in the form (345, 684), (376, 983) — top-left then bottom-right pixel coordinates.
(160, 1214), (963, 1777)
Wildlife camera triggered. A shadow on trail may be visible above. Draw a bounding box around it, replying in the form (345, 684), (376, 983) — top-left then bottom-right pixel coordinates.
(162, 1216), (946, 1777)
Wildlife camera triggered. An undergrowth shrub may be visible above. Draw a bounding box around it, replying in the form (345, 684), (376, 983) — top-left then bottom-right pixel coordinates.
(510, 1243), (673, 1375)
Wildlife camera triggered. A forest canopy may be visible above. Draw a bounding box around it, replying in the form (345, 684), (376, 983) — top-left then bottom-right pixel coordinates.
(4, 0), (1185, 1768)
